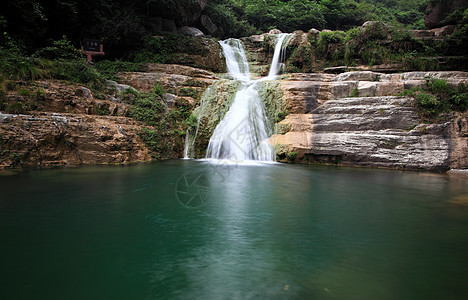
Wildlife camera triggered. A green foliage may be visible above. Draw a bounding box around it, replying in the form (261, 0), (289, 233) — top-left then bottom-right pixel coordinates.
(51, 59), (105, 90)
(185, 114), (198, 129)
(277, 111), (285, 121)
(183, 78), (206, 87)
(132, 36), (168, 63)
(287, 151), (297, 163)
(350, 87), (359, 97)
(94, 102), (110, 115)
(428, 78), (450, 94)
(206, 0), (429, 38)
(0, 48), (51, 80)
(129, 91), (165, 126)
(401, 78), (468, 121)
(178, 87), (200, 100)
(5, 101), (26, 114)
(140, 127), (171, 159)
(317, 30), (346, 58)
(152, 82), (165, 97)
(17, 87), (30, 96)
(34, 87), (45, 101)
(415, 91), (445, 119)
(33, 36), (80, 60)
(95, 60), (143, 81)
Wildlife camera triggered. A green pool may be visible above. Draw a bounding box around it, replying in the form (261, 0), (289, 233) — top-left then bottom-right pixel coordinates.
(1, 160), (467, 299)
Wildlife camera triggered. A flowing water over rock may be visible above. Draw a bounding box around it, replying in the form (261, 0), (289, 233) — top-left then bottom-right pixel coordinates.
(267, 33), (291, 79)
(185, 34), (291, 162)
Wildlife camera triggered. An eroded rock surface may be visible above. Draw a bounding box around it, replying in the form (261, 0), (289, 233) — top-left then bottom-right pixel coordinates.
(272, 71), (468, 171)
(0, 112), (151, 169)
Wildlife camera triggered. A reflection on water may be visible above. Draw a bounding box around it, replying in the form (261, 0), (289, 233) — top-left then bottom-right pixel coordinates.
(1, 161), (468, 299)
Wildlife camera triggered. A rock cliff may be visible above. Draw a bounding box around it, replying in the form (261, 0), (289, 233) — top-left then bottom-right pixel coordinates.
(0, 63), (220, 169)
(271, 71), (468, 171)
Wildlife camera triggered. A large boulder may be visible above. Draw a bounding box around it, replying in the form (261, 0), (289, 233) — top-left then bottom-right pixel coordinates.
(200, 15), (218, 35)
(424, 0), (468, 29)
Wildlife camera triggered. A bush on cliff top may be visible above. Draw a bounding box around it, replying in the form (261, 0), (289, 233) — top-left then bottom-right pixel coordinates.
(401, 78), (468, 121)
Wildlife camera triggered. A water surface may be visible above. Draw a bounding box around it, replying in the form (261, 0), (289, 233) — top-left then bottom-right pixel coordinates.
(1, 161), (467, 299)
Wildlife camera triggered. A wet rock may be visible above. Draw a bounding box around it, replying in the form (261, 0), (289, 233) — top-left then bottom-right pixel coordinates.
(178, 26), (204, 37)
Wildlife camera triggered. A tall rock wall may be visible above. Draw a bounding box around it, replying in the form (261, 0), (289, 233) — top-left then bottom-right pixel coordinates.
(271, 71), (468, 171)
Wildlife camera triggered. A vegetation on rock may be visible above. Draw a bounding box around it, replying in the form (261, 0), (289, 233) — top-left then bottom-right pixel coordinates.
(400, 78), (468, 121)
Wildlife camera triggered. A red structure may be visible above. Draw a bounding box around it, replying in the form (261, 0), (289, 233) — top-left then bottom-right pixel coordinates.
(80, 39), (105, 62)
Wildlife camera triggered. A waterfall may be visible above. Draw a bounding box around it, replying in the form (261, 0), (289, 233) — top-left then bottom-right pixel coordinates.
(267, 33), (291, 79)
(205, 81), (274, 161)
(184, 33), (291, 162)
(219, 39), (251, 81)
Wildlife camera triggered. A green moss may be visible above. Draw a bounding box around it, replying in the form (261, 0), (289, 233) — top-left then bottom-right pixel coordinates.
(287, 43), (315, 72)
(257, 81), (285, 128)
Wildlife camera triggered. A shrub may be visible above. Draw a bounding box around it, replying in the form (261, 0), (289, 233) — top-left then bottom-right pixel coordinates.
(178, 87), (200, 100)
(51, 59), (105, 90)
(140, 127), (171, 159)
(0, 49), (51, 80)
(185, 114), (198, 129)
(415, 91), (447, 119)
(34, 88), (45, 101)
(33, 36), (80, 60)
(450, 92), (468, 111)
(428, 78), (450, 94)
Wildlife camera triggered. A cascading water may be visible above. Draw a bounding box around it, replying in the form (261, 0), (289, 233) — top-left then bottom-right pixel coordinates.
(185, 34), (291, 162)
(219, 39), (251, 81)
(267, 33), (291, 79)
(205, 81), (274, 161)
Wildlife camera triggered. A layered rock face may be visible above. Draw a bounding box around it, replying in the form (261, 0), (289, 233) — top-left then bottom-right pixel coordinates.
(0, 64), (222, 169)
(272, 71), (468, 171)
(0, 81), (151, 169)
(0, 112), (151, 168)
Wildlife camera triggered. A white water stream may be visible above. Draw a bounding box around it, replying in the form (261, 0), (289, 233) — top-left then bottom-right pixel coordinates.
(185, 34), (291, 162)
